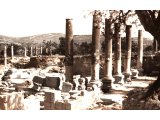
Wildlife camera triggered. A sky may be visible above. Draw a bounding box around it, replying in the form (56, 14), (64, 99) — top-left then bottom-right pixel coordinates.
(0, 0), (158, 38)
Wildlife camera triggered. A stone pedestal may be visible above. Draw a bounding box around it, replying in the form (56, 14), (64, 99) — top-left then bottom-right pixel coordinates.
(113, 74), (124, 84)
(131, 69), (139, 79)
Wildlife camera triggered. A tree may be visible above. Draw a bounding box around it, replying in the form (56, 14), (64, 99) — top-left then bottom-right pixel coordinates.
(136, 11), (160, 44)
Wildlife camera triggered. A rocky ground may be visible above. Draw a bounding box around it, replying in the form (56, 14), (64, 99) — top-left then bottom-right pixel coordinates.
(0, 57), (159, 110)
(86, 76), (157, 110)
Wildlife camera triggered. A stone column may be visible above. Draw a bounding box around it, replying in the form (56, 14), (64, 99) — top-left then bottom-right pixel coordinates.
(50, 48), (52, 56)
(101, 19), (114, 93)
(4, 45), (7, 66)
(123, 25), (132, 82)
(113, 23), (124, 84)
(11, 45), (14, 59)
(40, 46), (43, 56)
(65, 18), (74, 88)
(88, 12), (101, 90)
(46, 48), (49, 55)
(24, 47), (27, 57)
(35, 46), (37, 56)
(137, 30), (143, 75)
(30, 46), (33, 57)
(153, 38), (158, 53)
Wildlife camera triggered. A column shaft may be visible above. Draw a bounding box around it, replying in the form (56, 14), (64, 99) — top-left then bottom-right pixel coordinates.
(65, 19), (74, 85)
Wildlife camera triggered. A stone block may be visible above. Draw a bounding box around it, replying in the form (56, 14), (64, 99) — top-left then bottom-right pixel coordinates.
(0, 92), (24, 110)
(32, 82), (41, 91)
(55, 101), (66, 110)
(45, 90), (62, 102)
(45, 76), (61, 90)
(44, 101), (55, 110)
(33, 76), (44, 84)
(61, 82), (73, 93)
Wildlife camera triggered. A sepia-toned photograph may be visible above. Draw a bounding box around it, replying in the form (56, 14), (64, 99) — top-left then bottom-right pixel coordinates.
(0, 1), (159, 116)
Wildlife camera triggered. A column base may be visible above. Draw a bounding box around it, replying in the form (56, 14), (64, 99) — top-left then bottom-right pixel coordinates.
(137, 68), (144, 76)
(113, 74), (124, 84)
(131, 69), (139, 79)
(101, 76), (114, 93)
(87, 80), (102, 92)
(123, 72), (132, 82)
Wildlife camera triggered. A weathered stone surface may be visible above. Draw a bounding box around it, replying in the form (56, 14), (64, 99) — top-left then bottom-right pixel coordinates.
(0, 92), (24, 110)
(33, 76), (44, 85)
(45, 90), (62, 102)
(61, 82), (73, 92)
(45, 76), (61, 90)
(32, 82), (41, 91)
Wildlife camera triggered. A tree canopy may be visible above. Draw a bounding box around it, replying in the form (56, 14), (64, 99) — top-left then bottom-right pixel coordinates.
(85, 10), (160, 42)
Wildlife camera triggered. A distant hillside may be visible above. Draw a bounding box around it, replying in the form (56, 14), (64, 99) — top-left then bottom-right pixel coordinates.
(0, 33), (65, 46)
(0, 33), (153, 47)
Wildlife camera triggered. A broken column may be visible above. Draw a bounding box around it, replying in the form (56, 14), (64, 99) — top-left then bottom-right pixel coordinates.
(101, 19), (114, 93)
(137, 30), (143, 75)
(4, 45), (7, 66)
(123, 25), (132, 82)
(30, 46), (33, 57)
(24, 47), (27, 57)
(65, 18), (74, 89)
(88, 12), (101, 90)
(113, 23), (124, 84)
(11, 45), (14, 59)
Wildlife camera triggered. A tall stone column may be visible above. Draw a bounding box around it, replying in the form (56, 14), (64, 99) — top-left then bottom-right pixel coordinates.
(30, 46), (33, 57)
(24, 47), (27, 57)
(50, 48), (52, 56)
(46, 48), (49, 55)
(153, 38), (158, 53)
(11, 45), (14, 59)
(101, 19), (114, 93)
(4, 45), (7, 66)
(40, 46), (43, 56)
(88, 12), (101, 90)
(35, 46), (37, 56)
(123, 25), (132, 82)
(65, 18), (74, 88)
(137, 30), (143, 74)
(113, 23), (124, 84)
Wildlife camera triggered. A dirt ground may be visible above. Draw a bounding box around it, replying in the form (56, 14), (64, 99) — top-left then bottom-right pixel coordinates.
(87, 76), (157, 110)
